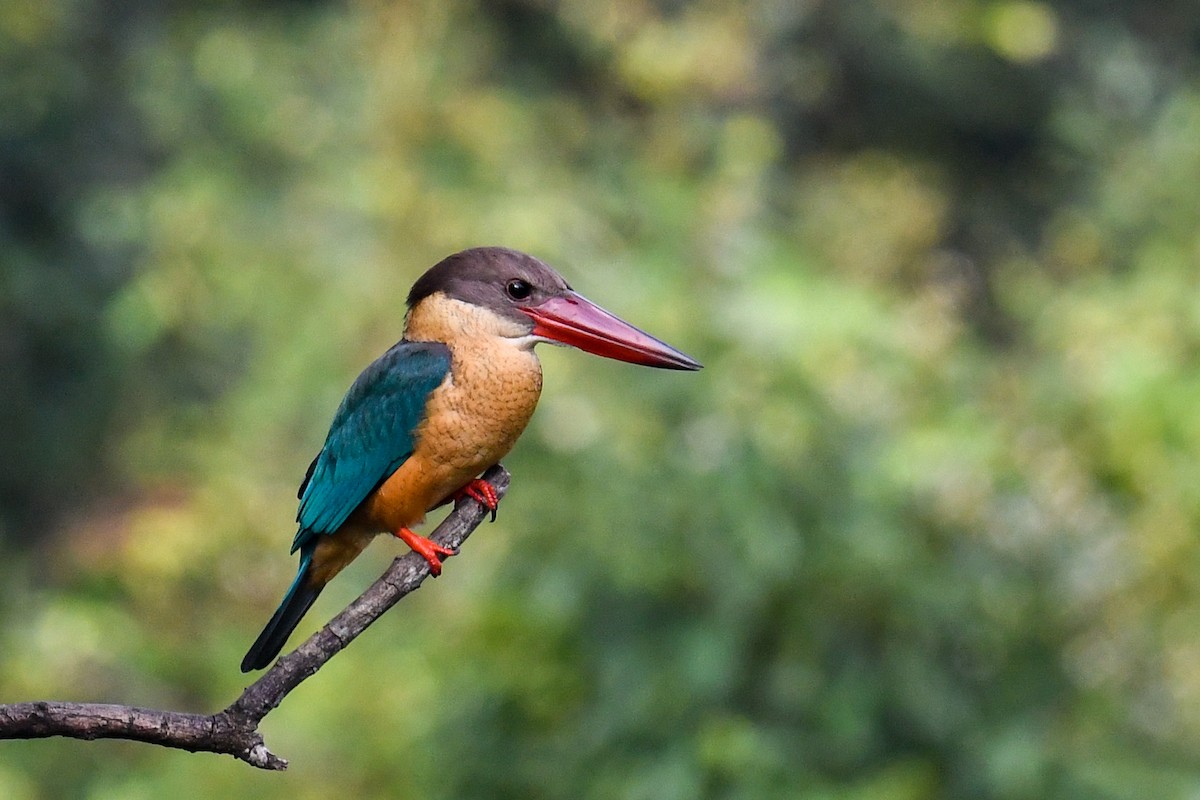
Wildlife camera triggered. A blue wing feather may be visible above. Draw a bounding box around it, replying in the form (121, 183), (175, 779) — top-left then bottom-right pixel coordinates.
(291, 340), (451, 552)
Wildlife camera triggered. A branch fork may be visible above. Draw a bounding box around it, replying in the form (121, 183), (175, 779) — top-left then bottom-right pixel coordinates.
(0, 464), (511, 770)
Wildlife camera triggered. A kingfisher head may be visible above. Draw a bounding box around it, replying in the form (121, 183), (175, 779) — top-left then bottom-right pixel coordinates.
(405, 247), (701, 370)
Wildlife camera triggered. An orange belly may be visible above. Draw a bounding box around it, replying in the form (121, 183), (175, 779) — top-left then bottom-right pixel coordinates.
(308, 296), (544, 583)
(353, 315), (543, 534)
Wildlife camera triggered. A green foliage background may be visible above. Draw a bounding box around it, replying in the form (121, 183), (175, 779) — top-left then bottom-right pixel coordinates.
(3, 1), (1200, 797)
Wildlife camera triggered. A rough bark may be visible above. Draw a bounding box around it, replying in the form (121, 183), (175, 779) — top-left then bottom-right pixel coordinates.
(0, 464), (511, 771)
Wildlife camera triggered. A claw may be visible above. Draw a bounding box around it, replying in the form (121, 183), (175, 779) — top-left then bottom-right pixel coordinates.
(454, 478), (499, 522)
(394, 527), (458, 576)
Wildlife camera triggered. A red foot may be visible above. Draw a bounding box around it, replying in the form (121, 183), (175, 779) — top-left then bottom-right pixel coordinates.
(454, 478), (499, 522)
(394, 527), (458, 576)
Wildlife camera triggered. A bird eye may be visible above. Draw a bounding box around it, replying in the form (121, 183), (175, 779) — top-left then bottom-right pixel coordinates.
(506, 279), (532, 300)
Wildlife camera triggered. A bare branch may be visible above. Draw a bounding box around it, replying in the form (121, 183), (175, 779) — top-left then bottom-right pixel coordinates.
(0, 464), (511, 770)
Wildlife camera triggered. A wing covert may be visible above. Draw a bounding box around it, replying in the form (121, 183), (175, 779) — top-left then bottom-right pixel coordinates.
(293, 340), (451, 551)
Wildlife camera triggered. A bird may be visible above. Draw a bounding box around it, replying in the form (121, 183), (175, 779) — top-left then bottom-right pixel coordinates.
(240, 246), (701, 672)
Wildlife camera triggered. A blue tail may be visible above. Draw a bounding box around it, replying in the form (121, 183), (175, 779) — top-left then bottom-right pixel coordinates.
(241, 550), (323, 672)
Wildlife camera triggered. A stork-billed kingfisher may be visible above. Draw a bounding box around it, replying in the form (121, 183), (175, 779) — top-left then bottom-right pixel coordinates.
(240, 247), (700, 672)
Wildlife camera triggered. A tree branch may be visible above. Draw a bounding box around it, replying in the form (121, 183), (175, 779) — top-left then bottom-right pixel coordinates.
(0, 464), (511, 771)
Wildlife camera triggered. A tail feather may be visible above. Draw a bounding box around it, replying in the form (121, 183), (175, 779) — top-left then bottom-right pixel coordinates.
(241, 552), (323, 673)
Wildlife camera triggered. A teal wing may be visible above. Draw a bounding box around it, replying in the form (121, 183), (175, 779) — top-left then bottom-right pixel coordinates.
(292, 340), (451, 553)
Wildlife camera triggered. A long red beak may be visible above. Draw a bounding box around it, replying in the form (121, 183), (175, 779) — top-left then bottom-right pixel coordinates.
(520, 292), (702, 370)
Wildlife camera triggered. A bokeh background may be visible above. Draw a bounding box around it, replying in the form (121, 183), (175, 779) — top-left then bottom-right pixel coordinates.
(3, 0), (1200, 797)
